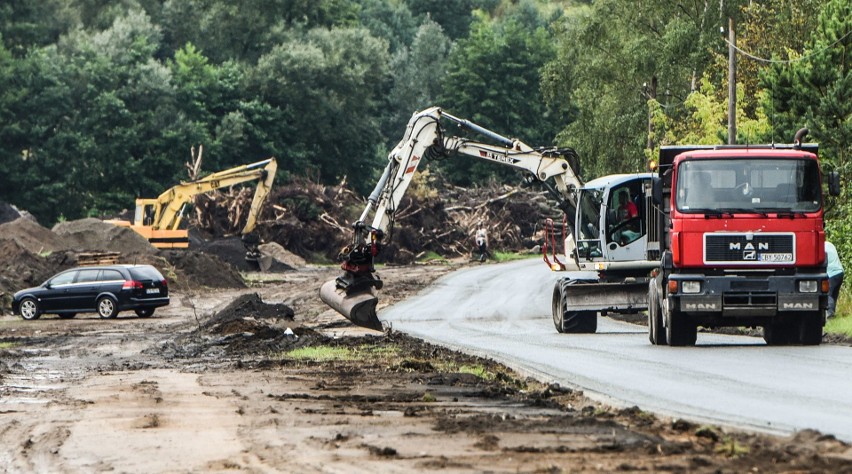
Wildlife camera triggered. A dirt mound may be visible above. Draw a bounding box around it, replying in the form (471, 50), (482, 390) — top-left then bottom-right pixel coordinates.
(161, 251), (246, 289)
(160, 293), (319, 357)
(0, 217), (68, 254)
(0, 240), (75, 313)
(257, 242), (306, 271)
(203, 293), (295, 329)
(0, 202), (22, 224)
(52, 218), (156, 255)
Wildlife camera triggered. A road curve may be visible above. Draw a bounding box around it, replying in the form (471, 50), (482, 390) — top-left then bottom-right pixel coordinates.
(381, 258), (852, 442)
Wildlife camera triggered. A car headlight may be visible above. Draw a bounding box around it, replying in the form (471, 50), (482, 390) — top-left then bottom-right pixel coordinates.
(798, 280), (818, 293)
(681, 281), (701, 294)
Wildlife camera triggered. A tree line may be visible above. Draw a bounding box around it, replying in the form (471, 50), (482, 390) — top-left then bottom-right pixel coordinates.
(0, 0), (849, 256)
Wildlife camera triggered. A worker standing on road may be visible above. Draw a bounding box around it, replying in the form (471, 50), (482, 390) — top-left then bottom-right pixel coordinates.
(475, 227), (489, 263)
(826, 241), (844, 319)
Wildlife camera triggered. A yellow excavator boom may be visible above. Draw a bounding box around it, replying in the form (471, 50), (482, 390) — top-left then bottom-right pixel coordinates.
(114, 158), (277, 249)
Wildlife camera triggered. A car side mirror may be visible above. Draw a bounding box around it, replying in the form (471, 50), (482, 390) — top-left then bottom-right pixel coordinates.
(828, 171), (841, 196)
(44, 282), (52, 289)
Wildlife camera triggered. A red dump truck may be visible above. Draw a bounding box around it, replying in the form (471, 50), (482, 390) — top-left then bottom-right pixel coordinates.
(648, 129), (841, 346)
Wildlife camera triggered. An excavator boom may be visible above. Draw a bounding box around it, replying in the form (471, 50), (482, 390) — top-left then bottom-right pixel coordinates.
(113, 158), (277, 250)
(320, 107), (583, 330)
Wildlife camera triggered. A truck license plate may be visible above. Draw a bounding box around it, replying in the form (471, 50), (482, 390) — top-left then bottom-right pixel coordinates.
(146, 288), (160, 294)
(759, 253), (793, 262)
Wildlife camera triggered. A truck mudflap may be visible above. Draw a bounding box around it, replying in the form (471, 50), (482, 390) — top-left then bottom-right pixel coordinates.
(560, 278), (649, 313)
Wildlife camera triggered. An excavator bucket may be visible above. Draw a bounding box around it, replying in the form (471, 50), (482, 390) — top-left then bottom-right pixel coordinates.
(319, 280), (383, 331)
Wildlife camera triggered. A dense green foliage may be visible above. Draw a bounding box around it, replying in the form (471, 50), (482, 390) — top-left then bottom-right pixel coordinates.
(1, 0), (850, 271)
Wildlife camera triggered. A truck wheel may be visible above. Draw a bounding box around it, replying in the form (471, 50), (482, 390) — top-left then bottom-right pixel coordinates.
(665, 310), (696, 346)
(552, 281), (597, 333)
(552, 285), (565, 333)
(564, 311), (597, 333)
(648, 291), (667, 345)
(797, 312), (823, 345)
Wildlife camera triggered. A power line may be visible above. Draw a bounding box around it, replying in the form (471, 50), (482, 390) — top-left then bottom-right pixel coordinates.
(722, 28), (852, 64)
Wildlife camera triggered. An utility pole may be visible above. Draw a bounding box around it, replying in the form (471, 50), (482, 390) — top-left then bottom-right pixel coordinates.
(727, 17), (737, 145)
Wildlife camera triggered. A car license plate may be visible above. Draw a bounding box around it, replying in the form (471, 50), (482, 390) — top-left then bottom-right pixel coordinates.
(146, 288), (160, 294)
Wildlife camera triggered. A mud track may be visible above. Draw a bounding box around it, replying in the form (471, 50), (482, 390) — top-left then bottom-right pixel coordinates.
(2, 264), (852, 473)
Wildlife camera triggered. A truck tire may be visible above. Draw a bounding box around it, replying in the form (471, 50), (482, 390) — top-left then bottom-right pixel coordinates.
(552, 285), (565, 333)
(648, 287), (667, 345)
(552, 280), (597, 334)
(763, 321), (796, 345)
(797, 312), (823, 345)
(665, 309), (696, 346)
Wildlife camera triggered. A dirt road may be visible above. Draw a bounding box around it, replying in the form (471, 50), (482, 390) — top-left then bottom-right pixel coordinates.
(2, 264), (852, 473)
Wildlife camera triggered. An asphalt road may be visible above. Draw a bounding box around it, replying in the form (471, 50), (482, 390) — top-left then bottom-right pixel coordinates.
(381, 258), (852, 442)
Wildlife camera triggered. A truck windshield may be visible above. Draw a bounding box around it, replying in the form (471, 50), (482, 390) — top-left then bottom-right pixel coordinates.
(676, 158), (821, 213)
(576, 188), (603, 258)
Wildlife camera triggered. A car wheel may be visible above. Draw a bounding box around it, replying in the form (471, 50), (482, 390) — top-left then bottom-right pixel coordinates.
(97, 296), (119, 319)
(135, 308), (155, 318)
(665, 309), (696, 346)
(19, 298), (41, 320)
(58, 313), (76, 319)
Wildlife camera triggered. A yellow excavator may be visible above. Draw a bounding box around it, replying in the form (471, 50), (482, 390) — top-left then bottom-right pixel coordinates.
(109, 158), (277, 253)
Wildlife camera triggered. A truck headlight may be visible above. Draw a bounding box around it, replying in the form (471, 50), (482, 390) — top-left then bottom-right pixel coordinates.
(798, 280), (818, 293)
(682, 281), (701, 294)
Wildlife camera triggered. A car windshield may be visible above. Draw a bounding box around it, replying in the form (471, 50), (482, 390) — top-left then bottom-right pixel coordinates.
(129, 266), (164, 281)
(676, 158), (821, 213)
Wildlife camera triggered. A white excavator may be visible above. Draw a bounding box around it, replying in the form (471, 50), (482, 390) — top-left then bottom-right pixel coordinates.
(320, 107), (659, 332)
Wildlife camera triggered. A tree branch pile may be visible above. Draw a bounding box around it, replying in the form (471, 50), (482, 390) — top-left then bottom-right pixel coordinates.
(189, 170), (562, 264)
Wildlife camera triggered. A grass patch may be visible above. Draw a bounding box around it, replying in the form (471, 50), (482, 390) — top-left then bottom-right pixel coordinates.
(457, 364), (495, 380)
(284, 346), (355, 361)
(0, 342), (18, 350)
(825, 314), (852, 337)
(432, 360), (496, 380)
(825, 289), (852, 337)
(491, 251), (539, 263)
(280, 344), (401, 362)
(417, 251), (448, 264)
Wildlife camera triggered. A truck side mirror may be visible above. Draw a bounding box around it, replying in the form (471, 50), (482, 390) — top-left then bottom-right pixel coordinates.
(652, 179), (663, 205)
(828, 171), (841, 196)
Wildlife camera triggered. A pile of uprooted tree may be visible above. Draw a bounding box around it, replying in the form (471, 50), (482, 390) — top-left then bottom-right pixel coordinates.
(191, 169), (559, 264)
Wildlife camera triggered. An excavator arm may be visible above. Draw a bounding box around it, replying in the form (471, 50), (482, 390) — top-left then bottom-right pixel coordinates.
(125, 158), (277, 251)
(320, 107), (583, 330)
(144, 158), (277, 232)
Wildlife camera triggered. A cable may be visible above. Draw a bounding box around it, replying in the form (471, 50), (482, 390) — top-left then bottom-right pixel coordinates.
(722, 28), (852, 64)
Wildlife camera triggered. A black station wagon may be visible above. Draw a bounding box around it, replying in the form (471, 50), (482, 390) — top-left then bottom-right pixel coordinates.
(12, 264), (169, 320)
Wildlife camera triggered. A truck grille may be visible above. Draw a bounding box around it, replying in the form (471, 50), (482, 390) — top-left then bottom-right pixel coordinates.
(704, 233), (795, 264)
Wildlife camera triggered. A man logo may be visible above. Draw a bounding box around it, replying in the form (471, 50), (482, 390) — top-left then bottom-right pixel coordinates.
(743, 250), (756, 260)
(783, 302), (815, 309)
(685, 303), (717, 310)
